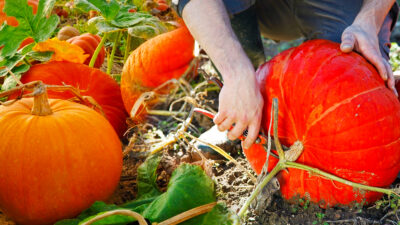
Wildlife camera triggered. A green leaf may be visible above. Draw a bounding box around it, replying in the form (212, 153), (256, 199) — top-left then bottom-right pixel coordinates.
(55, 159), (236, 225)
(127, 17), (168, 40)
(28, 51), (53, 61)
(0, 0), (59, 57)
(136, 153), (163, 201)
(1, 73), (21, 91)
(0, 43), (34, 77)
(143, 164), (216, 222)
(75, 0), (120, 21)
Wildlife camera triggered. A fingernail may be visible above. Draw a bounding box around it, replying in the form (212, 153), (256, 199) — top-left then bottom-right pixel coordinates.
(342, 44), (351, 49)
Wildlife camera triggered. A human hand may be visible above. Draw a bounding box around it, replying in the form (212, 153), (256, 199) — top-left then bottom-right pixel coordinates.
(340, 23), (397, 96)
(213, 73), (264, 149)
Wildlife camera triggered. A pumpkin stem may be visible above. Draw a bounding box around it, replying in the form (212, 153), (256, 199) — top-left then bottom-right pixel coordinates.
(31, 84), (53, 116)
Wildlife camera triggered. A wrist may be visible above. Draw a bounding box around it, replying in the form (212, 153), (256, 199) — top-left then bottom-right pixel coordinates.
(353, 0), (395, 34)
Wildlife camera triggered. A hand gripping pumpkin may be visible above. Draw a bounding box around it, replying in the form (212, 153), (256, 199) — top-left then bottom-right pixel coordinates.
(67, 33), (106, 68)
(245, 39), (400, 207)
(121, 24), (195, 116)
(0, 82), (122, 225)
(16, 61), (129, 137)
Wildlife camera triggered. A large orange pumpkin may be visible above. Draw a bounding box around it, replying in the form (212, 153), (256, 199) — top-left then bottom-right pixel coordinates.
(121, 25), (195, 115)
(17, 61), (129, 137)
(0, 86), (122, 225)
(244, 39), (400, 207)
(0, 0), (38, 48)
(67, 33), (106, 68)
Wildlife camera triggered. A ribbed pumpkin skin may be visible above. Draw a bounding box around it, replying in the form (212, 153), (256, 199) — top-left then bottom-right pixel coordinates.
(0, 0), (38, 48)
(121, 25), (194, 113)
(18, 62), (128, 137)
(67, 33), (106, 68)
(245, 39), (400, 207)
(0, 98), (122, 225)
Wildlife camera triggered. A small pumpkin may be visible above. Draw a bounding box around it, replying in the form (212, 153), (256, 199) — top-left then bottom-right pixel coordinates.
(0, 83), (122, 225)
(121, 24), (195, 115)
(57, 26), (80, 41)
(67, 33), (106, 68)
(245, 39), (400, 207)
(16, 61), (129, 137)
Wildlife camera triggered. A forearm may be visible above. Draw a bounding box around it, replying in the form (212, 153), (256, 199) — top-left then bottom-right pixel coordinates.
(354, 0), (395, 33)
(181, 0), (255, 83)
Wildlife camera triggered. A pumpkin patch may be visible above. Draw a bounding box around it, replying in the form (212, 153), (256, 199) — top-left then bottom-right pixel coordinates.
(1, 0), (400, 224)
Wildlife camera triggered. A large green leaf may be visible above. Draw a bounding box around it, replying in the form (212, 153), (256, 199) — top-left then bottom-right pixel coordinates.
(55, 157), (236, 225)
(0, 0), (59, 57)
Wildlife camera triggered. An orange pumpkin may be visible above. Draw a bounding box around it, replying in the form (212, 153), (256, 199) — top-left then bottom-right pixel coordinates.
(245, 39), (400, 207)
(67, 33), (106, 68)
(16, 61), (129, 138)
(0, 0), (38, 48)
(121, 25), (195, 115)
(0, 85), (122, 225)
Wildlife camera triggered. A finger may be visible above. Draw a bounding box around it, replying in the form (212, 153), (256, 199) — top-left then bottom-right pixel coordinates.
(217, 116), (235, 132)
(242, 118), (261, 150)
(384, 59), (397, 96)
(340, 30), (356, 53)
(213, 111), (227, 125)
(363, 48), (388, 81)
(227, 121), (247, 141)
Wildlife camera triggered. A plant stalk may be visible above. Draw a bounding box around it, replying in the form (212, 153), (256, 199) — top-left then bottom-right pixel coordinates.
(285, 161), (396, 196)
(89, 33), (108, 68)
(238, 162), (284, 217)
(124, 34), (132, 63)
(107, 31), (122, 75)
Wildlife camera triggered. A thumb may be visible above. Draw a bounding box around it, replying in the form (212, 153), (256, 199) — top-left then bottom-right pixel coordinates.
(340, 29), (356, 53)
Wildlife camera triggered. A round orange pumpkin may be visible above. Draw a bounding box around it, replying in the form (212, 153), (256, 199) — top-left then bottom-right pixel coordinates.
(0, 86), (122, 225)
(16, 61), (129, 138)
(67, 33), (106, 68)
(245, 39), (400, 207)
(121, 25), (194, 115)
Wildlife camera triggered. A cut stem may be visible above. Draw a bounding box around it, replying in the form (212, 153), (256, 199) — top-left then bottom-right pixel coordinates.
(89, 33), (108, 68)
(107, 31), (122, 75)
(31, 84), (53, 116)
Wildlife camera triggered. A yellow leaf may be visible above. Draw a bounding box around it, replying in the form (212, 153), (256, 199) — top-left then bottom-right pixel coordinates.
(33, 38), (89, 64)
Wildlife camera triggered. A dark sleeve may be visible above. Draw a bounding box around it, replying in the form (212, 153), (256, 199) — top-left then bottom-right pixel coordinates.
(172, 0), (191, 17)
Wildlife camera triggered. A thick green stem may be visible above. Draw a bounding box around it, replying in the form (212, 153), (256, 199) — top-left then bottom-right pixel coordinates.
(286, 161), (396, 196)
(238, 162), (284, 217)
(107, 31), (122, 75)
(89, 33), (108, 68)
(124, 34), (132, 63)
